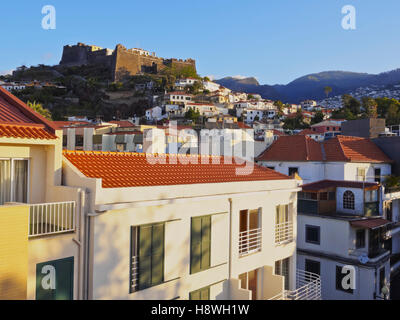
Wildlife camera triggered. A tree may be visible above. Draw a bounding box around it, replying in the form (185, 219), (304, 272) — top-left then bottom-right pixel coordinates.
(184, 108), (200, 123)
(274, 100), (284, 116)
(342, 94), (361, 115)
(361, 97), (378, 118)
(387, 103), (400, 125)
(324, 86), (332, 98)
(311, 110), (324, 124)
(27, 101), (52, 120)
(283, 110), (309, 130)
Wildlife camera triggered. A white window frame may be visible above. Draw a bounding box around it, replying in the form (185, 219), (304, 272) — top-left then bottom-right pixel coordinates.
(0, 157), (30, 203)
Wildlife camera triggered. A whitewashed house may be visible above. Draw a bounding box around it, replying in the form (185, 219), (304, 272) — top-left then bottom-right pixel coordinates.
(297, 180), (391, 300)
(145, 106), (163, 121)
(256, 135), (393, 185)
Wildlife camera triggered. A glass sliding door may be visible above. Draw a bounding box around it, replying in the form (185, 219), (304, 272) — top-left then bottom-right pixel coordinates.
(0, 159), (28, 205)
(13, 160), (28, 203)
(0, 160), (11, 205)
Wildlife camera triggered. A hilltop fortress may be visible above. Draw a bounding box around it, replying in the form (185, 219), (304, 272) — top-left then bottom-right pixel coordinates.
(60, 42), (196, 81)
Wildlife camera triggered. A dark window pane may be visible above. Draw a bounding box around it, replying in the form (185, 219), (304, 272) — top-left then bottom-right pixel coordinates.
(306, 225), (320, 244)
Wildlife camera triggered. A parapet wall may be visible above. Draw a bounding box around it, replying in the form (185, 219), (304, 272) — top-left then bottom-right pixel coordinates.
(59, 42), (196, 80)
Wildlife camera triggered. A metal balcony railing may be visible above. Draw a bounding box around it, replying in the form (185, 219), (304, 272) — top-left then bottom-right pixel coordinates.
(275, 221), (294, 245)
(130, 256), (139, 293)
(239, 228), (262, 256)
(269, 270), (321, 300)
(29, 201), (76, 237)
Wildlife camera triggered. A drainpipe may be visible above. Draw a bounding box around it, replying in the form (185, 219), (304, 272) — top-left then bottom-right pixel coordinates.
(84, 212), (93, 300)
(78, 190), (86, 300)
(71, 189), (85, 300)
(228, 198), (233, 279)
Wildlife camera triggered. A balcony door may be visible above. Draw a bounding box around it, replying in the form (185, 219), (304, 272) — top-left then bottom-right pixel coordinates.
(0, 159), (28, 205)
(239, 209), (261, 256)
(239, 269), (259, 300)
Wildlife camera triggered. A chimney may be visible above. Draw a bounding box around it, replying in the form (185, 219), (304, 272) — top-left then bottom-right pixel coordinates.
(67, 128), (76, 150)
(83, 128), (94, 151)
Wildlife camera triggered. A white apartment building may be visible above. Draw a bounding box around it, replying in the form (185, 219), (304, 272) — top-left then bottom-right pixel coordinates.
(297, 180), (391, 300)
(164, 92), (193, 105)
(256, 135), (392, 185)
(1, 82), (26, 91)
(185, 103), (218, 117)
(175, 78), (198, 87)
(145, 106), (163, 121)
(203, 81), (221, 93)
(301, 100), (317, 111)
(61, 150), (321, 300)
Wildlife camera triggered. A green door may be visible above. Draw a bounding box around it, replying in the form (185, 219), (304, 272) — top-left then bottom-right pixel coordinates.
(36, 257), (74, 300)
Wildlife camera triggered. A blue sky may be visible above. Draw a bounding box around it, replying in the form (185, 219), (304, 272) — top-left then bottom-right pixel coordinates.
(1, 0), (399, 84)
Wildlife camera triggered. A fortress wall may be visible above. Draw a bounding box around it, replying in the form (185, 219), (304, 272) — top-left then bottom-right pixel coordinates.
(60, 45), (90, 66)
(60, 43), (196, 80)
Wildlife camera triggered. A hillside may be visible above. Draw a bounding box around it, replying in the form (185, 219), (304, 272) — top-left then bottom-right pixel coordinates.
(216, 69), (400, 103)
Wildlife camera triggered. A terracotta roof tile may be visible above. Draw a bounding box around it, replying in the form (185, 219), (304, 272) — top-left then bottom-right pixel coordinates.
(0, 86), (57, 140)
(324, 136), (392, 163)
(108, 120), (135, 127)
(350, 218), (391, 229)
(256, 135), (323, 161)
(256, 135), (392, 163)
(63, 151), (290, 188)
(0, 124), (57, 140)
(302, 180), (379, 192)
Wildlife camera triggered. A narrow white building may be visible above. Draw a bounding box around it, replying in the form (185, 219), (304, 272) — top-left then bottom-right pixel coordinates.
(297, 180), (391, 300)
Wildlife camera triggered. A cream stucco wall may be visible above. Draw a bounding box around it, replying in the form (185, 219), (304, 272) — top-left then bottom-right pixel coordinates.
(62, 158), (300, 300)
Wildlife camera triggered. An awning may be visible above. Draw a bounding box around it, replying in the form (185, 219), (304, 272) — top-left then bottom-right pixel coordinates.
(350, 218), (391, 230)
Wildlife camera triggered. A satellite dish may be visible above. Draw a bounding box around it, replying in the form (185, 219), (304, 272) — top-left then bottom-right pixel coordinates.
(358, 254), (369, 264)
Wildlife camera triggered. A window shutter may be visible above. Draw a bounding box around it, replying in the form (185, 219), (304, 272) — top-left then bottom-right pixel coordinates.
(190, 290), (200, 300)
(151, 224), (164, 286)
(138, 225), (152, 290)
(201, 216), (211, 270)
(200, 287), (210, 300)
(191, 217), (202, 274)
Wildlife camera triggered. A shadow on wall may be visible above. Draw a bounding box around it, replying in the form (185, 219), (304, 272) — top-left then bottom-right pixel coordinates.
(93, 204), (189, 300)
(0, 277), (27, 300)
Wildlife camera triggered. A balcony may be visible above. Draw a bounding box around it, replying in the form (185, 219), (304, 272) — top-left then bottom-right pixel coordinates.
(275, 221), (294, 245)
(29, 201), (76, 237)
(239, 228), (262, 257)
(364, 202), (379, 217)
(130, 255), (139, 293)
(349, 247), (390, 263)
(269, 270), (321, 300)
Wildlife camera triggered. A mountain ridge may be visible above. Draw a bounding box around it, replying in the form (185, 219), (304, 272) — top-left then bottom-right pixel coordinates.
(215, 69), (400, 103)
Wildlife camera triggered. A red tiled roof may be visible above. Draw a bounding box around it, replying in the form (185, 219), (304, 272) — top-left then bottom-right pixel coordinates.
(257, 135), (323, 161)
(109, 120), (135, 127)
(53, 121), (91, 129)
(0, 123), (57, 140)
(324, 136), (392, 163)
(302, 180), (380, 192)
(296, 129), (321, 136)
(256, 135), (392, 163)
(350, 218), (391, 230)
(63, 151), (290, 188)
(237, 122), (252, 129)
(272, 129), (285, 136)
(107, 131), (143, 135)
(0, 86), (57, 139)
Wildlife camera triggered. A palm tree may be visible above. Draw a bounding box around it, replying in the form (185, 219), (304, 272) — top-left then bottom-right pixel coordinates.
(324, 86), (332, 98)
